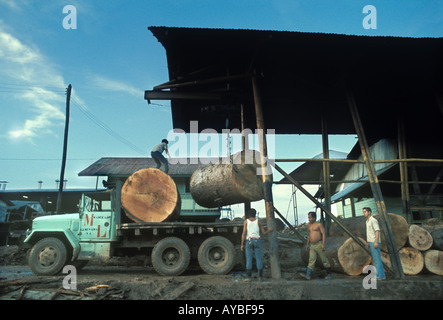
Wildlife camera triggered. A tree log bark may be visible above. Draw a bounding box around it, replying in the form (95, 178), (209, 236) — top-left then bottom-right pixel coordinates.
(420, 219), (443, 250)
(424, 249), (443, 276)
(408, 224), (433, 251)
(430, 229), (443, 251)
(398, 247), (424, 275)
(322, 236), (371, 276)
(329, 213), (408, 252)
(190, 150), (264, 208)
(121, 168), (181, 223)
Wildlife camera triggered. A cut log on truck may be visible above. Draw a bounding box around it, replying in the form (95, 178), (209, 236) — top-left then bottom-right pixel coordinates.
(398, 247), (424, 275)
(424, 250), (443, 276)
(329, 213), (409, 252)
(408, 224), (433, 251)
(323, 236), (371, 276)
(190, 150), (264, 208)
(121, 168), (181, 223)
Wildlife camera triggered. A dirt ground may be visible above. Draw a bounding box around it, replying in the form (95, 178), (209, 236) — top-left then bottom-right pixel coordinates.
(1, 244), (442, 302)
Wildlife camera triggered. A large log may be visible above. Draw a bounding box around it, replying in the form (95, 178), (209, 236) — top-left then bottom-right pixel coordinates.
(323, 236), (372, 276)
(424, 250), (443, 276)
(408, 224), (433, 251)
(430, 229), (443, 251)
(121, 168), (181, 223)
(329, 213), (409, 252)
(421, 219), (443, 250)
(190, 150), (264, 208)
(398, 247), (424, 275)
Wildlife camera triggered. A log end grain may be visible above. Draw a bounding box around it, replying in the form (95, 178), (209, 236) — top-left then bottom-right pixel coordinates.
(337, 237), (372, 276)
(399, 247), (424, 275)
(424, 250), (443, 276)
(121, 168), (181, 223)
(408, 224), (433, 251)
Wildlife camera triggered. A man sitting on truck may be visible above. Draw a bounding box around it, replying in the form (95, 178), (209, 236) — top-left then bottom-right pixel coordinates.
(151, 139), (171, 174)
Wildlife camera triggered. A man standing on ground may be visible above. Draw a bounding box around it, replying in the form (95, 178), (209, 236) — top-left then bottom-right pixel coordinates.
(241, 208), (273, 281)
(363, 207), (386, 280)
(300, 211), (332, 280)
(151, 139), (171, 174)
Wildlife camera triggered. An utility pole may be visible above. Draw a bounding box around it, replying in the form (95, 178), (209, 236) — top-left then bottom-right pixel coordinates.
(56, 84), (72, 213)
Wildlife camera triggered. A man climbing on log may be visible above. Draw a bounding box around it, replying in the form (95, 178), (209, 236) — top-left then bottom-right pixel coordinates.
(363, 207), (386, 280)
(151, 139), (171, 174)
(300, 211), (332, 280)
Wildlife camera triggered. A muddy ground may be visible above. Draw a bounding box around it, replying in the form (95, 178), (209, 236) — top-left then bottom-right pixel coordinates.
(1, 244), (442, 302)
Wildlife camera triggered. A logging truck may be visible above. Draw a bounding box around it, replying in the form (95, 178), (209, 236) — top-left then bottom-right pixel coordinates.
(24, 167), (252, 277)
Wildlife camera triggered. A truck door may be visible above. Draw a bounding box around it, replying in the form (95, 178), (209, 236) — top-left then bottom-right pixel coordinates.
(79, 195), (112, 241)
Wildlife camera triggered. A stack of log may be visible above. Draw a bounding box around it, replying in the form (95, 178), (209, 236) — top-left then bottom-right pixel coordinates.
(325, 214), (443, 276)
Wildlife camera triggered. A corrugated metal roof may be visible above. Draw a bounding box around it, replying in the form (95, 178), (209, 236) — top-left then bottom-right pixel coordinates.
(146, 26), (443, 143)
(78, 157), (228, 177)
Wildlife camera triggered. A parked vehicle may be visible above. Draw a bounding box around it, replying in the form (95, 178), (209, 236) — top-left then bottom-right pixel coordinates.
(24, 181), (243, 276)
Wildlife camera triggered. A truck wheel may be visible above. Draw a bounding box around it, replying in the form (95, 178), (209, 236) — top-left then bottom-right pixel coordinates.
(28, 237), (68, 276)
(151, 237), (190, 276)
(198, 236), (235, 275)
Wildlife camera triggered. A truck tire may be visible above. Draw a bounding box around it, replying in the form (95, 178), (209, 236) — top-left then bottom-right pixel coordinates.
(198, 236), (235, 275)
(28, 237), (68, 276)
(151, 237), (191, 276)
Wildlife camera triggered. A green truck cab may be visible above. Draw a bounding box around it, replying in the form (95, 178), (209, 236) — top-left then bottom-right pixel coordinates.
(24, 185), (243, 277)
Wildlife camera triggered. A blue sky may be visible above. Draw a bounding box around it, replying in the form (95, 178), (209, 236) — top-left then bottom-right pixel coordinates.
(1, 1), (442, 222)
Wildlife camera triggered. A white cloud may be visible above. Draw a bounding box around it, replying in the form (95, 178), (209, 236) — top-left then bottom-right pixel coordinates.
(91, 75), (142, 98)
(0, 27), (67, 141)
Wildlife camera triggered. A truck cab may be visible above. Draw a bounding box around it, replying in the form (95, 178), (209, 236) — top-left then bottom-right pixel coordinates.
(24, 190), (116, 276)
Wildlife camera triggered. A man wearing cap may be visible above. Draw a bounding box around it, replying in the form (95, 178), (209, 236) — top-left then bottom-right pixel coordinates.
(151, 139), (171, 174)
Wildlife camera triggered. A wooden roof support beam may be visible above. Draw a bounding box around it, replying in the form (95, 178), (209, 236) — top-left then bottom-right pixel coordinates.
(144, 90), (223, 102)
(344, 80), (405, 279)
(153, 74), (249, 90)
(252, 74), (281, 280)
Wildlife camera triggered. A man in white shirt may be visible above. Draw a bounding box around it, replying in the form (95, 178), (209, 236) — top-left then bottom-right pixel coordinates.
(363, 207), (386, 280)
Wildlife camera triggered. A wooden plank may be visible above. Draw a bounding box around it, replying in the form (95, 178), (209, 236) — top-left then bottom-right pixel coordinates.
(161, 281), (195, 300)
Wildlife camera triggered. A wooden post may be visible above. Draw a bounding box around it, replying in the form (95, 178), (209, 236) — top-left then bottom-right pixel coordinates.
(251, 75), (281, 279)
(56, 84), (72, 214)
(397, 117), (410, 223)
(321, 110), (331, 235)
(344, 82), (404, 278)
(241, 103), (251, 215)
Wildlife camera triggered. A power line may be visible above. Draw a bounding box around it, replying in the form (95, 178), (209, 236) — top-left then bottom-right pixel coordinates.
(71, 95), (146, 155)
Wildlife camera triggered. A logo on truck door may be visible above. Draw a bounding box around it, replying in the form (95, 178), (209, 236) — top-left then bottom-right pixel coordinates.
(81, 213), (111, 239)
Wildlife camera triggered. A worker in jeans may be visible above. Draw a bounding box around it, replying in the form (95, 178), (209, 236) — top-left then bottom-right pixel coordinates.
(151, 139), (171, 174)
(363, 207), (386, 280)
(241, 208), (273, 281)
